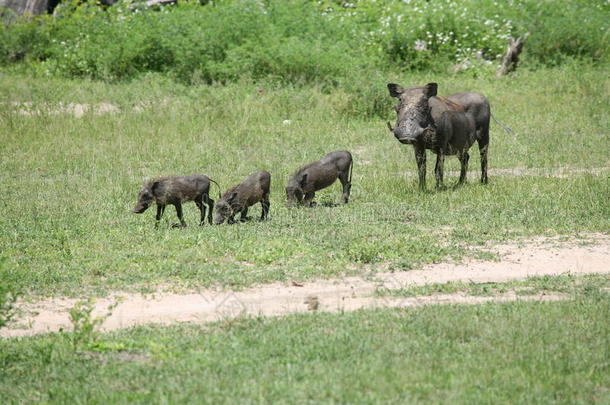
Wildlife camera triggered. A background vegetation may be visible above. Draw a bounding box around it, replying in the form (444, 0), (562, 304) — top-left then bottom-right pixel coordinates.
(1, 0), (608, 116)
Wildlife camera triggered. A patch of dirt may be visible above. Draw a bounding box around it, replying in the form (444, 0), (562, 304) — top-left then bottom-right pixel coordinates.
(2, 234), (609, 338)
(5, 100), (170, 117)
(487, 166), (610, 178)
(8, 101), (121, 117)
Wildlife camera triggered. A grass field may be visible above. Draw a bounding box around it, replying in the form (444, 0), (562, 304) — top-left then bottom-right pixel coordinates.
(1, 1), (609, 402)
(1, 64), (609, 297)
(0, 283), (608, 403)
(1, 53), (609, 405)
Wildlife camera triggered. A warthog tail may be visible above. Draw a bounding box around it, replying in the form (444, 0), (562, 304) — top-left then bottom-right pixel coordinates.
(209, 178), (221, 199)
(348, 155), (354, 184)
(491, 113), (513, 134)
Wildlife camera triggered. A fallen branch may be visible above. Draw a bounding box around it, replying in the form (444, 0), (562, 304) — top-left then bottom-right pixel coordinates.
(497, 33), (529, 76)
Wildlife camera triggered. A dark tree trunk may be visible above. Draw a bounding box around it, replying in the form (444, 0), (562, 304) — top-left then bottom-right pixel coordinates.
(497, 33), (529, 77)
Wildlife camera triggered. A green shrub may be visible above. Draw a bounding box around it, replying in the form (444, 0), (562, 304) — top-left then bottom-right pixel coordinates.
(0, 0), (608, 111)
(319, 0), (609, 70)
(0, 12), (51, 63)
(515, 0), (610, 65)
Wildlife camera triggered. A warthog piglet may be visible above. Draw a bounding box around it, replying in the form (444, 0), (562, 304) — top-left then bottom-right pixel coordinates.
(286, 150), (353, 206)
(133, 174), (219, 227)
(214, 171), (271, 224)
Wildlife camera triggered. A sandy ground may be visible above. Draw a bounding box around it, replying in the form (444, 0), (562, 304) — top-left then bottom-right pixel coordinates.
(2, 234), (608, 338)
(7, 101), (121, 117)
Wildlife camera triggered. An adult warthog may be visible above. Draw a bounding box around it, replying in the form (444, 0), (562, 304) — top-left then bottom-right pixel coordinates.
(387, 82), (490, 190)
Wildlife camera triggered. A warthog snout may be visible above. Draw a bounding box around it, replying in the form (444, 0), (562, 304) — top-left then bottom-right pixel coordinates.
(391, 123), (426, 145)
(133, 190), (154, 213)
(285, 186), (303, 206)
(132, 205), (149, 214)
(213, 200), (231, 224)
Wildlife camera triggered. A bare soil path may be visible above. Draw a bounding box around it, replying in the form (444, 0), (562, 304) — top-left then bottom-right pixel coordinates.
(2, 234), (609, 338)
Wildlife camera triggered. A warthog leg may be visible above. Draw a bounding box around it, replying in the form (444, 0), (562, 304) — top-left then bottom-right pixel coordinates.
(434, 152), (445, 190)
(261, 197), (270, 220)
(195, 196), (206, 226)
(303, 191), (315, 207)
(239, 207), (252, 222)
(341, 182), (351, 204)
(477, 126), (489, 184)
(479, 143), (488, 184)
(155, 204), (166, 228)
(173, 202), (187, 228)
(458, 151), (470, 184)
(339, 172), (351, 204)
(203, 195), (214, 225)
(414, 146), (427, 191)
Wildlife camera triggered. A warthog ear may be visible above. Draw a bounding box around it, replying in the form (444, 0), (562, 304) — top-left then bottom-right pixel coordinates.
(387, 83), (404, 98)
(424, 83), (438, 97)
(227, 191), (238, 204)
(151, 181), (161, 193)
(299, 173), (308, 188)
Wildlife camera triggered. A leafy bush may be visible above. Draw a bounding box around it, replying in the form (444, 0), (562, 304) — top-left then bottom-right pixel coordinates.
(0, 12), (50, 63)
(512, 0), (610, 65)
(320, 0), (608, 70)
(14, 0), (373, 83)
(3, 0), (607, 77)
(0, 0), (608, 113)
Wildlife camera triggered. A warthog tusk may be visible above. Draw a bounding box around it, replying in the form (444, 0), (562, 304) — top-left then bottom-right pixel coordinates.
(386, 122), (394, 132)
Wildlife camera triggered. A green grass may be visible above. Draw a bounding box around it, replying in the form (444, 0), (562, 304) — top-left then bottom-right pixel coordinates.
(377, 274), (610, 298)
(0, 64), (609, 297)
(1, 290), (608, 404)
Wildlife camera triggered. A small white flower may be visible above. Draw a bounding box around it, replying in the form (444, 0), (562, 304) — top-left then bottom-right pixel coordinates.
(414, 39), (427, 51)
